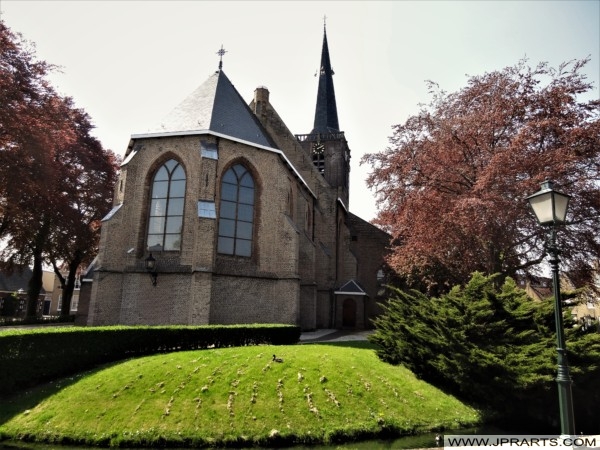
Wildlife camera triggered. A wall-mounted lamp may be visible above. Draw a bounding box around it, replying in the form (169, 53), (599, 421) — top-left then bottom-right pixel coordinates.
(145, 253), (158, 287)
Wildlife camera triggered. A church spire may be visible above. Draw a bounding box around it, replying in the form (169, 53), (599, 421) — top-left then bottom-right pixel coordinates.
(311, 22), (339, 134)
(295, 21), (350, 204)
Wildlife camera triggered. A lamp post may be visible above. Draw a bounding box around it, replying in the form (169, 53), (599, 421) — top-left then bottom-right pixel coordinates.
(526, 180), (575, 436)
(145, 253), (158, 287)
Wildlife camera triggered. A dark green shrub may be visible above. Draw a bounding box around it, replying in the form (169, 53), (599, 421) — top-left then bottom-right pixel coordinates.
(0, 323), (300, 395)
(370, 273), (600, 432)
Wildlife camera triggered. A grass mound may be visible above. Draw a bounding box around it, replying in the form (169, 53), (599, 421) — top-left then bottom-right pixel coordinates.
(0, 342), (480, 447)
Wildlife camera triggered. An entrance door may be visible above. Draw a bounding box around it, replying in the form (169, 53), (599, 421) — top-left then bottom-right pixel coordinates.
(342, 298), (356, 328)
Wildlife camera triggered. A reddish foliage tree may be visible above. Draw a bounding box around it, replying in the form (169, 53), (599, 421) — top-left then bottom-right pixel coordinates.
(0, 21), (58, 239)
(362, 59), (600, 294)
(0, 21), (118, 318)
(1, 22), (73, 316)
(48, 104), (119, 315)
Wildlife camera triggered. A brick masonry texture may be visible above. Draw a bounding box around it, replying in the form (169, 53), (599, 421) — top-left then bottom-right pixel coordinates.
(85, 85), (389, 330)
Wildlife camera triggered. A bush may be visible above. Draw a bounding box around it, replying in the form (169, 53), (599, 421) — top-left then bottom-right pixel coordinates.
(0, 323), (300, 395)
(369, 273), (600, 432)
(0, 296), (17, 316)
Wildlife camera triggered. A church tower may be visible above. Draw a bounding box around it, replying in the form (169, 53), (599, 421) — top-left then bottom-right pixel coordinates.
(297, 24), (351, 207)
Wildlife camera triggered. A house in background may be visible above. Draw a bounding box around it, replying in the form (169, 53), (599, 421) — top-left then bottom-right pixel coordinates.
(518, 271), (600, 331)
(41, 270), (55, 315)
(47, 268), (81, 317)
(0, 267), (45, 318)
(0, 267), (84, 319)
(518, 275), (553, 302)
(565, 266), (600, 332)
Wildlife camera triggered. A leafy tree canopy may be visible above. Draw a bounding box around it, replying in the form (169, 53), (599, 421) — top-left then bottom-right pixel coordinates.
(363, 59), (600, 294)
(0, 21), (119, 316)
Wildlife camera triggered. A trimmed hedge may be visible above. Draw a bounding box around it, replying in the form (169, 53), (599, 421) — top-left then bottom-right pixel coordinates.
(0, 324), (300, 395)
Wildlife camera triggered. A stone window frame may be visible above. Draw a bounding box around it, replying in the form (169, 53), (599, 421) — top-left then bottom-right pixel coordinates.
(217, 163), (256, 258)
(146, 158), (187, 252)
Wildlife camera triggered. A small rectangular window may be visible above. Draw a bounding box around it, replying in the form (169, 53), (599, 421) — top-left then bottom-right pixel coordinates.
(198, 200), (216, 219)
(200, 141), (218, 160)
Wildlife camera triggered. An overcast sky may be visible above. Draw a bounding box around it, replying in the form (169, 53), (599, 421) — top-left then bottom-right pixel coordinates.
(2, 0), (598, 221)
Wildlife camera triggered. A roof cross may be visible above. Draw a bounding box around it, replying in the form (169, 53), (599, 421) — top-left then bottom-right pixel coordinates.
(217, 45), (227, 70)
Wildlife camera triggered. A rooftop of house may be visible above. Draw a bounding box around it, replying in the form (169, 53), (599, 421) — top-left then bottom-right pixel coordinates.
(0, 267), (45, 295)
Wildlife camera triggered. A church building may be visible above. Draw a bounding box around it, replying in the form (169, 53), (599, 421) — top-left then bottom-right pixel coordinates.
(86, 26), (390, 330)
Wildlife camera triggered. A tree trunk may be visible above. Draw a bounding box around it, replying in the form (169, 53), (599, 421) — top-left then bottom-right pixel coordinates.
(26, 251), (43, 320)
(60, 250), (82, 317)
(26, 218), (51, 320)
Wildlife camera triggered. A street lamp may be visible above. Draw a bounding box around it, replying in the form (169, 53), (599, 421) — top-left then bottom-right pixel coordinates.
(526, 180), (575, 436)
(145, 253), (158, 287)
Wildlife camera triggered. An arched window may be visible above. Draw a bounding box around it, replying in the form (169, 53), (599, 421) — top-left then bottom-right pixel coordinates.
(218, 164), (254, 257)
(147, 159), (186, 251)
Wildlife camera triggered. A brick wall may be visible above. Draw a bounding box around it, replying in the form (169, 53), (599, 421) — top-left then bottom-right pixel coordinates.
(88, 86), (390, 330)
(210, 275), (299, 324)
(89, 130), (312, 326)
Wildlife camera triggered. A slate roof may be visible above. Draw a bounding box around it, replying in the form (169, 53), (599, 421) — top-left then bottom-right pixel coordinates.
(347, 212), (391, 244)
(311, 25), (340, 134)
(143, 70), (274, 149)
(0, 267), (42, 294)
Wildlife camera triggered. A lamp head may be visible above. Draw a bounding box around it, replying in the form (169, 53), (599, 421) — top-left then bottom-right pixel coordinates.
(526, 180), (571, 226)
(145, 253), (158, 286)
(145, 253), (156, 271)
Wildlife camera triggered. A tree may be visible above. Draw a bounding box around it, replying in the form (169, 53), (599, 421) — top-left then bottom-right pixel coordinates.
(1, 22), (73, 317)
(47, 104), (119, 315)
(369, 273), (600, 432)
(0, 20), (57, 239)
(362, 59), (600, 294)
(0, 21), (118, 318)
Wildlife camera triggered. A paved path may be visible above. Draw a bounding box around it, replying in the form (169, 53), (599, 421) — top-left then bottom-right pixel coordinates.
(299, 329), (372, 343)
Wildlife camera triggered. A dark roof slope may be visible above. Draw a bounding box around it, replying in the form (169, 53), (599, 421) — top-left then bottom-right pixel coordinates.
(144, 70), (274, 148)
(311, 26), (340, 134)
(347, 212), (391, 244)
(0, 267), (39, 293)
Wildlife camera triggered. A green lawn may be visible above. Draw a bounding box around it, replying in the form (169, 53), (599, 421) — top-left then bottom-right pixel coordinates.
(0, 341), (481, 447)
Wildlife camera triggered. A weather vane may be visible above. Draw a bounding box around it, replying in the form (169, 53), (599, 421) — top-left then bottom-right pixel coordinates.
(217, 45), (227, 70)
